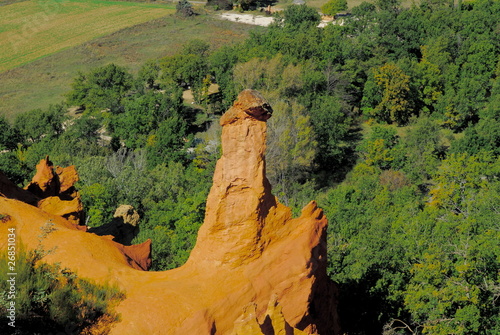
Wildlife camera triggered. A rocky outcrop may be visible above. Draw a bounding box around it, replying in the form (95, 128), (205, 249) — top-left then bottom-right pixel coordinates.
(0, 157), (153, 270)
(115, 239), (152, 271)
(23, 156), (84, 225)
(86, 204), (150, 269)
(88, 205), (141, 245)
(55, 165), (79, 195)
(38, 196), (83, 226)
(25, 156), (60, 198)
(233, 297), (309, 335)
(114, 205), (140, 227)
(0, 90), (340, 334)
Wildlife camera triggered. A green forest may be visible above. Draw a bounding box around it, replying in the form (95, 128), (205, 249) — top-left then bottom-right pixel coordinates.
(0, 0), (499, 333)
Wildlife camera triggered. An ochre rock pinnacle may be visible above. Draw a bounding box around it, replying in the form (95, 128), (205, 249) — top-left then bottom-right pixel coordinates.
(25, 156), (59, 198)
(188, 89), (280, 266)
(0, 90), (340, 334)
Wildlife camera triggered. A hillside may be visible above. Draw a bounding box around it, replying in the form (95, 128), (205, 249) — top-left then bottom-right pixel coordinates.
(0, 3), (258, 121)
(0, 90), (339, 334)
(0, 0), (499, 334)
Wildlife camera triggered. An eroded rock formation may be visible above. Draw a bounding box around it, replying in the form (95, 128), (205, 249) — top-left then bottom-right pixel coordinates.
(0, 157), (152, 269)
(88, 204), (141, 245)
(24, 156), (84, 225)
(185, 89), (339, 334)
(234, 297), (309, 335)
(25, 156), (60, 198)
(0, 90), (339, 334)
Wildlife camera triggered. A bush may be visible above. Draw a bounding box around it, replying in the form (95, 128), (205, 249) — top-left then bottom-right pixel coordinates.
(0, 223), (124, 334)
(206, 0), (233, 10)
(176, 0), (195, 17)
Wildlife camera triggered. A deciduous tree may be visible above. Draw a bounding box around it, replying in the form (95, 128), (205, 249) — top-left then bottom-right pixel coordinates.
(14, 105), (65, 144)
(66, 64), (133, 113)
(266, 93), (317, 204)
(363, 63), (413, 125)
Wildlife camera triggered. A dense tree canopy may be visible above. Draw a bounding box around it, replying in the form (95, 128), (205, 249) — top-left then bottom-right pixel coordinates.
(0, 116), (19, 151)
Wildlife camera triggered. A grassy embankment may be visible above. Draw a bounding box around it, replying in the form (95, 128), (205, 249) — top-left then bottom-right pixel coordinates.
(0, 0), (258, 121)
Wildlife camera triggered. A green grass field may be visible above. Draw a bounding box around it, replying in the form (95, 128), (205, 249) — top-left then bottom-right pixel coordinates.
(0, 12), (259, 121)
(0, 0), (175, 72)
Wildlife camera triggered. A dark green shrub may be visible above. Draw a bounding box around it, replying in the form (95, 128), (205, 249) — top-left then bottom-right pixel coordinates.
(206, 0), (233, 10)
(176, 0), (195, 17)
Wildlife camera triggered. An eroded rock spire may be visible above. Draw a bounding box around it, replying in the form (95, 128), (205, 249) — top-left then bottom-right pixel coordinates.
(188, 89), (280, 265)
(0, 90), (340, 334)
(186, 89), (340, 334)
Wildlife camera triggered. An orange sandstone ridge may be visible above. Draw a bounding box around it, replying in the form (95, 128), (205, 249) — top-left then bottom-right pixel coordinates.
(0, 89), (340, 334)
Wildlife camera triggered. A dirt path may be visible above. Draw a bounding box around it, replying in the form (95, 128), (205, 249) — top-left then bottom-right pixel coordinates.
(217, 12), (335, 27)
(217, 13), (275, 27)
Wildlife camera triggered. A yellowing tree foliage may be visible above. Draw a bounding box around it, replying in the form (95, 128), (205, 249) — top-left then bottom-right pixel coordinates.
(372, 63), (413, 125)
